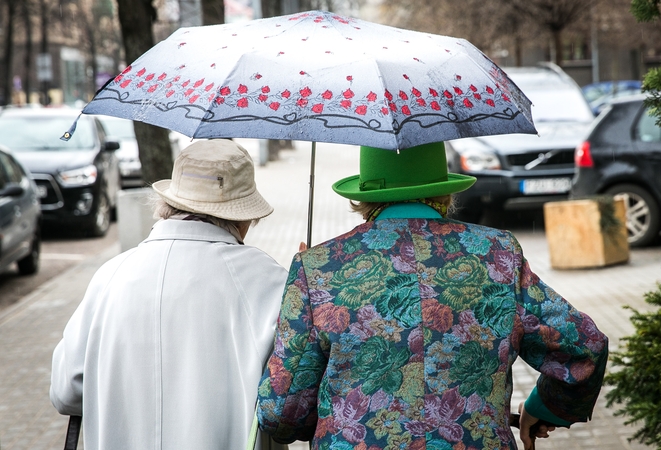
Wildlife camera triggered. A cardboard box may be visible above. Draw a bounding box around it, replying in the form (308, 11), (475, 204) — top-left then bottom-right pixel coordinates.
(544, 198), (629, 269)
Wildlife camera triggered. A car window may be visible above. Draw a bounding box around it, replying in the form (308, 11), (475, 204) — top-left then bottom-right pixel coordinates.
(636, 107), (661, 142)
(0, 115), (97, 151)
(525, 88), (594, 123)
(98, 117), (135, 139)
(0, 153), (9, 190)
(2, 155), (24, 183)
(507, 73), (594, 123)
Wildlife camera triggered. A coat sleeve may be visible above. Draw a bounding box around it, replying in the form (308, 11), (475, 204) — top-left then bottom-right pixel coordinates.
(49, 256), (124, 416)
(511, 233), (609, 425)
(256, 253), (327, 444)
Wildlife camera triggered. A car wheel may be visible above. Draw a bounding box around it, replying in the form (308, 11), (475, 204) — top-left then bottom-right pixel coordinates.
(17, 227), (40, 275)
(88, 193), (111, 237)
(605, 184), (661, 247)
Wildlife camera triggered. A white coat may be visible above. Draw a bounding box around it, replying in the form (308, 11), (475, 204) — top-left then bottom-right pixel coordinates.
(50, 219), (289, 450)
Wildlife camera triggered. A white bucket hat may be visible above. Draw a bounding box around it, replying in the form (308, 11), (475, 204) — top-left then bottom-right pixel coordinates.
(152, 139), (273, 221)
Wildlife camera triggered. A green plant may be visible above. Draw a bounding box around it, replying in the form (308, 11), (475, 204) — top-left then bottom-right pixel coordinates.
(605, 283), (661, 446)
(631, 0), (661, 126)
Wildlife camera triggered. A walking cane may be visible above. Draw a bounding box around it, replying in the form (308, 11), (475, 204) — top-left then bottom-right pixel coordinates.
(63, 415), (82, 450)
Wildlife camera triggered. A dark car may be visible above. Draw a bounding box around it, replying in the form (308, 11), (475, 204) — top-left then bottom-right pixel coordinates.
(445, 63), (594, 223)
(0, 145), (41, 275)
(95, 115), (185, 189)
(0, 108), (121, 237)
(571, 94), (661, 247)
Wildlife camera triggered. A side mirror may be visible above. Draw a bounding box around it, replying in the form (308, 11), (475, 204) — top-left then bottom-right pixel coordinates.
(104, 140), (120, 151)
(0, 184), (25, 197)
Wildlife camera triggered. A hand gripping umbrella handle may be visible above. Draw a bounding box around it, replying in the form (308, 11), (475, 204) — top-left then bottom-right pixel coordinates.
(64, 415), (82, 450)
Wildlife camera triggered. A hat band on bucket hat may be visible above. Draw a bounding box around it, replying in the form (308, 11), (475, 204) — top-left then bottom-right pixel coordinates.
(332, 142), (476, 203)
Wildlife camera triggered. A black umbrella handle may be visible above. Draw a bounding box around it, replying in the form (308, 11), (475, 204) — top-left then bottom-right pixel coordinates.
(64, 415), (82, 450)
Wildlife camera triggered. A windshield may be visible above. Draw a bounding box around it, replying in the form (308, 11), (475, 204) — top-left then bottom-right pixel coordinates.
(525, 89), (595, 123)
(98, 117), (135, 140)
(0, 115), (97, 151)
(508, 72), (594, 123)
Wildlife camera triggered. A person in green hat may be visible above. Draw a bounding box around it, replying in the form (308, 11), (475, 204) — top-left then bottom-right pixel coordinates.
(256, 142), (608, 450)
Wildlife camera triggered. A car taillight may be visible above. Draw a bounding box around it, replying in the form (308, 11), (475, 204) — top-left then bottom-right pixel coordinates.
(575, 141), (594, 168)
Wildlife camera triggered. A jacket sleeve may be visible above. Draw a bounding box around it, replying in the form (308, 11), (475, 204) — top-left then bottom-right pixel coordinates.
(512, 234), (609, 424)
(49, 256), (121, 416)
(256, 253), (327, 444)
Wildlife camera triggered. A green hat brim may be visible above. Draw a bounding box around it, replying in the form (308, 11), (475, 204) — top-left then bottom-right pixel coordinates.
(332, 173), (477, 202)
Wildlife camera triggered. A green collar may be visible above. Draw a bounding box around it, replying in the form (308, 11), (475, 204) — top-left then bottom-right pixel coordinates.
(374, 203), (442, 220)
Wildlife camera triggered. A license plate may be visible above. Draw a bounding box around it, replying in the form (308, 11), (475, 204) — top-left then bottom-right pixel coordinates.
(35, 185), (48, 198)
(520, 178), (572, 195)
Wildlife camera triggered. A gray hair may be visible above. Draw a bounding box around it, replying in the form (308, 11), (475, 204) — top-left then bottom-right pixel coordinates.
(151, 196), (259, 228)
(349, 195), (455, 220)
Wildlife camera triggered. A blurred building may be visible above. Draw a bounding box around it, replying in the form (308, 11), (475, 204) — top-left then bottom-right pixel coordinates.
(372, 0), (661, 89)
(1, 0), (181, 107)
(3, 0), (658, 107)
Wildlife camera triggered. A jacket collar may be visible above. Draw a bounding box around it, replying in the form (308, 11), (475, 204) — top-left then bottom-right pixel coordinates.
(144, 219), (240, 245)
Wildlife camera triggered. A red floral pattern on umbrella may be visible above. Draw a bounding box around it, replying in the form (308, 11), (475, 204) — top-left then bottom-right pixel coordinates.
(72, 10), (535, 150)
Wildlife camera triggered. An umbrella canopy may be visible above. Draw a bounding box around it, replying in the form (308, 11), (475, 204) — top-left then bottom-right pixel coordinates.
(68, 10), (536, 149)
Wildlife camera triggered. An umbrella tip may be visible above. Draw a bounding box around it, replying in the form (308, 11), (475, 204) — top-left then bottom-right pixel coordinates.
(60, 114), (81, 141)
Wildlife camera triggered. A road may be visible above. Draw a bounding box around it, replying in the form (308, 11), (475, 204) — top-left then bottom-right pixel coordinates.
(0, 223), (119, 312)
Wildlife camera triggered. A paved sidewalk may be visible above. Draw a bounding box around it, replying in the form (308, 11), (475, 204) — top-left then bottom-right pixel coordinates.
(1, 140), (659, 450)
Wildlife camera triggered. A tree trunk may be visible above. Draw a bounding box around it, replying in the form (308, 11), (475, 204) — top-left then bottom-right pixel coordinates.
(115, 0), (173, 185)
(85, 12), (98, 99)
(553, 28), (563, 66)
(261, 0), (282, 18)
(201, 0), (224, 25)
(40, 0), (50, 105)
(1, 0), (18, 106)
(22, 0), (34, 104)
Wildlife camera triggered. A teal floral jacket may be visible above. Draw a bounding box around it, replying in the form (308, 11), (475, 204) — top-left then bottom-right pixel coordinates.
(257, 218), (608, 450)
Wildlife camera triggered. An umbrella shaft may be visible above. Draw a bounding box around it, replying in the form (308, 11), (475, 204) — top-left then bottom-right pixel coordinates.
(307, 142), (317, 249)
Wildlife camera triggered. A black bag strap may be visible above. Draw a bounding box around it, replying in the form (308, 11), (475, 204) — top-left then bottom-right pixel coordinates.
(64, 415), (82, 450)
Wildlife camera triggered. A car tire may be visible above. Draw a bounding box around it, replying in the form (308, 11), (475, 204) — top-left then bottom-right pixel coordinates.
(17, 227), (40, 275)
(88, 193), (111, 237)
(605, 184), (661, 248)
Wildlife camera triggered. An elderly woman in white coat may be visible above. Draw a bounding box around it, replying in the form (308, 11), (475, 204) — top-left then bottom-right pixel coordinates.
(50, 140), (288, 450)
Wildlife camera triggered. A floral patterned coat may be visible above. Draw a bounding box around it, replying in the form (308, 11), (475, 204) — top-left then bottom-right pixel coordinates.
(257, 218), (608, 450)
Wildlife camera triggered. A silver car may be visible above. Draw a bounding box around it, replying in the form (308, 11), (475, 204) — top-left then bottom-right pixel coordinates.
(0, 145), (41, 275)
(445, 63), (594, 223)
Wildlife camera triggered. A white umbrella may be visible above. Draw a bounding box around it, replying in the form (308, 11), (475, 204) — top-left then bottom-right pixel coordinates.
(63, 10), (537, 245)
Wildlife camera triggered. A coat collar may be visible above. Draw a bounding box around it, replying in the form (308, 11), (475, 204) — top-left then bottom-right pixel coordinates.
(144, 219), (240, 245)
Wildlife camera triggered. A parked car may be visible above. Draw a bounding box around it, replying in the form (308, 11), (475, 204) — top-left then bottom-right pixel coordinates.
(0, 145), (41, 275)
(445, 62), (595, 223)
(95, 115), (187, 188)
(571, 94), (661, 247)
(582, 80), (642, 115)
(0, 108), (121, 237)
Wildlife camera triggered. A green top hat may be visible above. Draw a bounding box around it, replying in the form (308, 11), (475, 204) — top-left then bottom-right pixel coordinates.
(332, 142), (476, 202)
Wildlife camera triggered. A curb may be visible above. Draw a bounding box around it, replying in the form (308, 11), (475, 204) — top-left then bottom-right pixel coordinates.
(0, 243), (120, 328)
